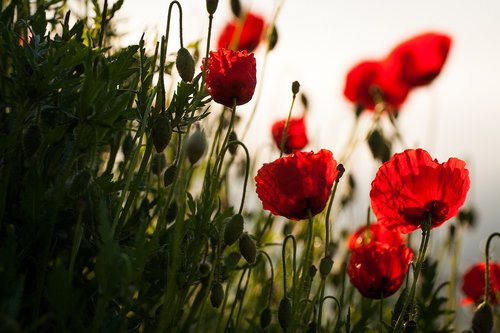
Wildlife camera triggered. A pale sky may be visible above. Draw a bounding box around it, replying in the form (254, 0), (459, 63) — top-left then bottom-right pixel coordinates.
(114, 0), (500, 278)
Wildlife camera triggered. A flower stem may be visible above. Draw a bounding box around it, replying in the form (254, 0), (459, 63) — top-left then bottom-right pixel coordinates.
(279, 86), (298, 157)
(393, 216), (432, 331)
(484, 232), (500, 304)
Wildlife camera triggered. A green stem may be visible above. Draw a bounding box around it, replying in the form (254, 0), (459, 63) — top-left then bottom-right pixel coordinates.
(282, 235), (297, 299)
(484, 232), (500, 304)
(279, 89), (298, 157)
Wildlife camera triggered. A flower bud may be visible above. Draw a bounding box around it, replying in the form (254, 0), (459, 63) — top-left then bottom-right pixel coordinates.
(228, 131), (238, 155)
(230, 0), (241, 17)
(186, 127), (207, 165)
(198, 262), (211, 277)
(239, 233), (256, 264)
(292, 81), (300, 95)
(22, 124), (42, 158)
(176, 47), (195, 82)
(268, 25), (278, 51)
(278, 297), (292, 331)
(163, 164), (177, 187)
(122, 133), (134, 158)
(224, 214), (244, 246)
(210, 282), (224, 308)
(472, 302), (493, 333)
(319, 257), (333, 278)
(151, 113), (172, 153)
(260, 307), (271, 329)
(165, 201), (178, 223)
(404, 320), (417, 333)
(206, 0), (218, 15)
(309, 265), (317, 278)
(151, 153), (166, 176)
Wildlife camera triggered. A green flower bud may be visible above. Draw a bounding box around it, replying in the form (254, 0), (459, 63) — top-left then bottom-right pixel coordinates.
(319, 257), (333, 278)
(260, 307), (271, 329)
(151, 113), (172, 153)
(163, 164), (177, 187)
(228, 131), (238, 155)
(210, 282), (224, 308)
(472, 302), (493, 333)
(165, 201), (178, 223)
(206, 0), (218, 15)
(239, 233), (256, 264)
(186, 127), (207, 165)
(224, 214), (244, 246)
(268, 25), (278, 51)
(198, 262), (211, 278)
(292, 81), (300, 95)
(278, 297), (292, 331)
(309, 264), (317, 278)
(230, 0), (241, 17)
(122, 133), (134, 158)
(176, 47), (195, 82)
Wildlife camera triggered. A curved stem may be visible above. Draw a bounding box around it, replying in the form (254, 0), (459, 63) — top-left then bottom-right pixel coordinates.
(164, 1), (184, 50)
(282, 235), (297, 299)
(259, 250), (275, 304)
(484, 232), (500, 304)
(322, 296), (341, 331)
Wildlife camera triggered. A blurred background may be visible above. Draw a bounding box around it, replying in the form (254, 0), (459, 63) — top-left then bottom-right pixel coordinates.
(107, 0), (498, 317)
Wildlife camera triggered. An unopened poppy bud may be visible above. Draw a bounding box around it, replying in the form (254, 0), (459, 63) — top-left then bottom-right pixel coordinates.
(224, 214), (244, 246)
(319, 257), (333, 278)
(206, 0), (218, 15)
(239, 233), (256, 264)
(163, 164), (177, 187)
(210, 282), (224, 308)
(22, 124), (42, 158)
(260, 307), (271, 329)
(278, 297), (292, 331)
(176, 47), (195, 82)
(224, 251), (241, 268)
(472, 302), (493, 333)
(165, 201), (178, 223)
(68, 170), (92, 198)
(228, 131), (238, 155)
(368, 128), (391, 163)
(309, 265), (317, 278)
(151, 153), (166, 175)
(268, 25), (278, 51)
(151, 113), (172, 153)
(291, 81), (300, 95)
(230, 0), (241, 17)
(336, 164), (345, 181)
(403, 320), (417, 333)
(122, 133), (134, 158)
(186, 127), (207, 165)
(198, 262), (211, 277)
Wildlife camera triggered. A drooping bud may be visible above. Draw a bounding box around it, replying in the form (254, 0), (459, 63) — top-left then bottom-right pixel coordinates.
(206, 0), (218, 15)
(163, 164), (177, 187)
(22, 124), (42, 158)
(268, 25), (278, 51)
(471, 302), (493, 333)
(176, 48), (195, 82)
(292, 81), (300, 95)
(319, 257), (334, 278)
(210, 282), (224, 308)
(165, 201), (178, 223)
(230, 0), (241, 17)
(278, 297), (292, 331)
(260, 307), (271, 329)
(239, 233), (256, 264)
(151, 113), (172, 153)
(186, 127), (207, 165)
(228, 131), (238, 155)
(224, 214), (244, 246)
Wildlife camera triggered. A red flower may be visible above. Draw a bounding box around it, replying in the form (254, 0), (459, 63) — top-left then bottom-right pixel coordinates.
(255, 149), (338, 220)
(386, 32), (452, 87)
(217, 12), (266, 52)
(461, 262), (500, 305)
(347, 242), (413, 299)
(271, 117), (308, 154)
(204, 48), (257, 107)
(343, 60), (410, 111)
(347, 223), (404, 251)
(370, 149), (470, 234)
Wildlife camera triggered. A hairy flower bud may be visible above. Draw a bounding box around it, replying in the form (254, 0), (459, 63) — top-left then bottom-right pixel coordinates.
(239, 233), (256, 264)
(176, 48), (195, 82)
(210, 282), (224, 308)
(291, 81), (300, 95)
(472, 302), (493, 333)
(260, 307), (271, 329)
(319, 257), (334, 278)
(228, 131), (238, 155)
(278, 297), (292, 331)
(163, 164), (177, 187)
(186, 127), (207, 165)
(224, 214), (244, 246)
(165, 201), (178, 223)
(206, 0), (218, 15)
(268, 25), (278, 51)
(230, 0), (241, 17)
(151, 113), (172, 153)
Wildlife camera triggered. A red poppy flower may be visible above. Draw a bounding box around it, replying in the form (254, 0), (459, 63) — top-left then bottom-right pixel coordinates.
(204, 48), (257, 107)
(461, 262), (500, 305)
(271, 117), (308, 154)
(255, 149), (338, 220)
(343, 60), (410, 111)
(386, 32), (452, 87)
(347, 242), (413, 299)
(370, 149), (470, 234)
(347, 223), (404, 251)
(217, 12), (266, 52)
